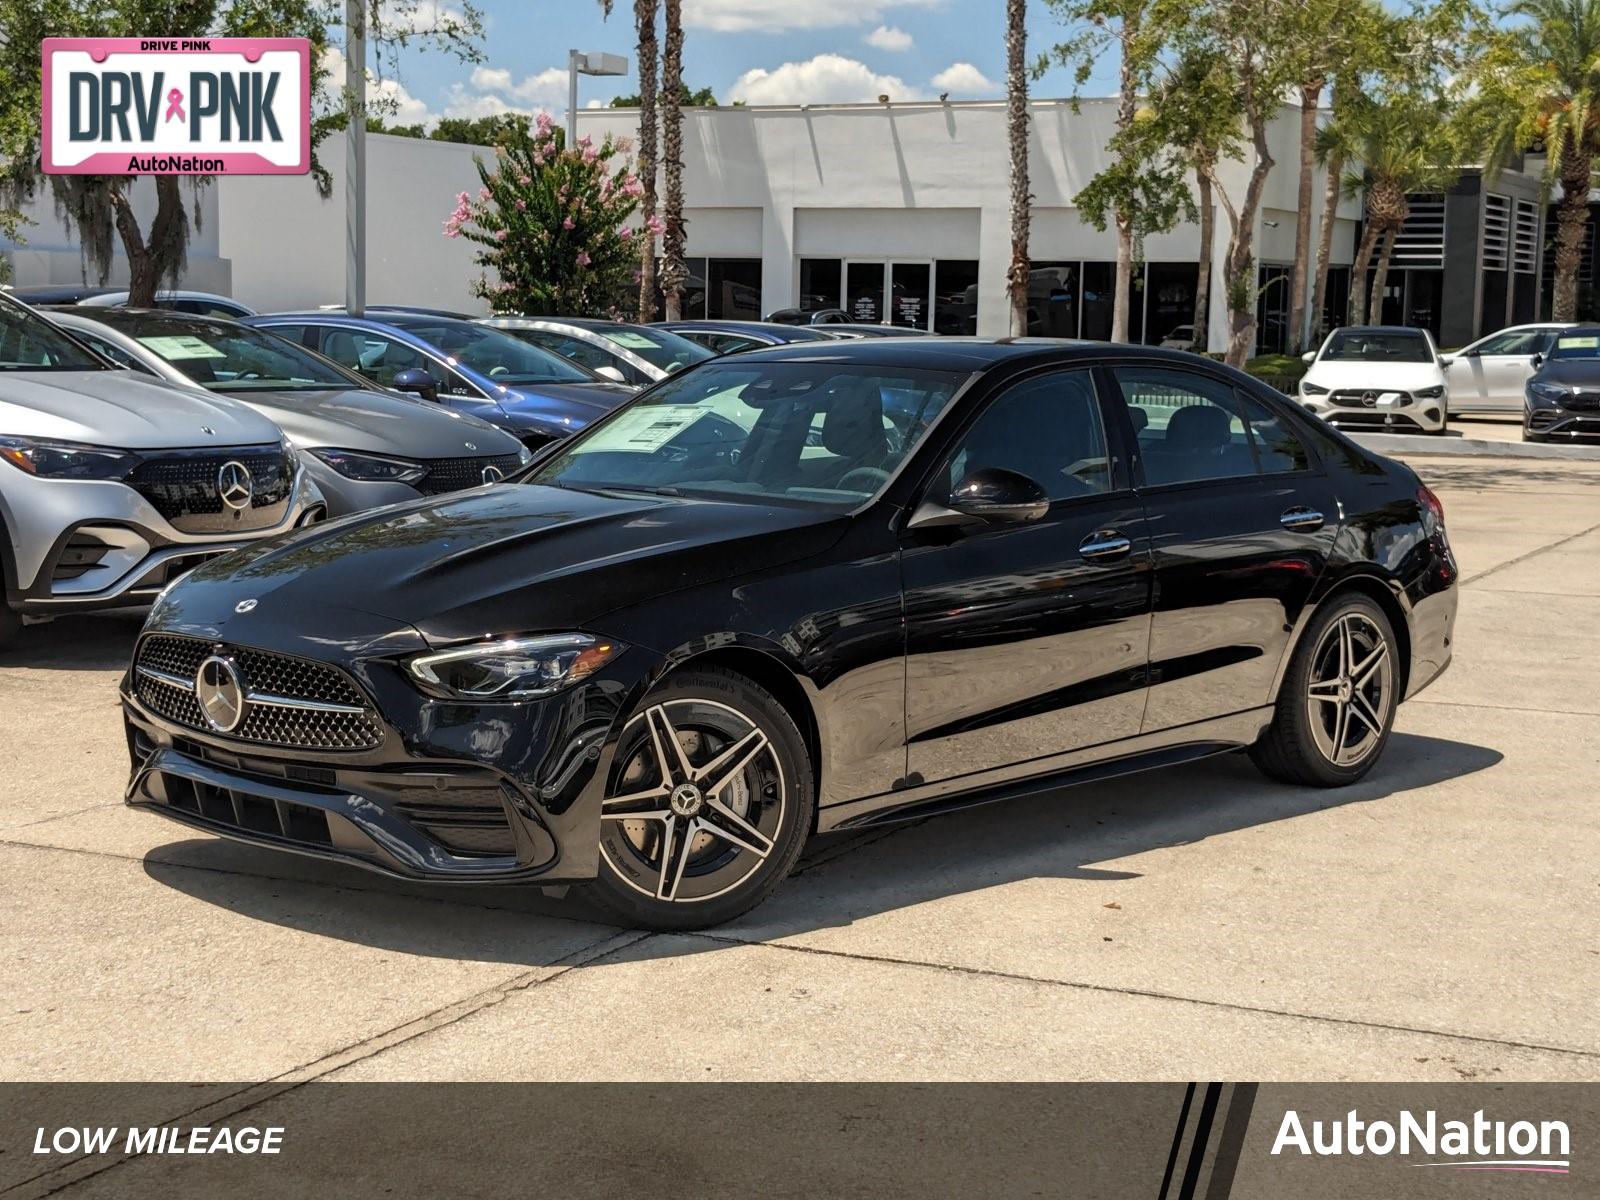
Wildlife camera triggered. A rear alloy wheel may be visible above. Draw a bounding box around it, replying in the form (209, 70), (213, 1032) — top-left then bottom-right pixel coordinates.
(1251, 595), (1399, 787)
(585, 667), (813, 930)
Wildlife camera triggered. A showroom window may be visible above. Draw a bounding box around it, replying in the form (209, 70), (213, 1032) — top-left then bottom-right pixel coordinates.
(799, 257), (980, 330)
(654, 257), (763, 320)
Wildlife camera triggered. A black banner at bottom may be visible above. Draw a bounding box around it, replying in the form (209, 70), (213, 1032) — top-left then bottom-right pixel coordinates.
(1, 1084), (1591, 1198)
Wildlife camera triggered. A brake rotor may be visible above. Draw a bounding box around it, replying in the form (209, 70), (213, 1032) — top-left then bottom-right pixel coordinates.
(619, 727), (751, 856)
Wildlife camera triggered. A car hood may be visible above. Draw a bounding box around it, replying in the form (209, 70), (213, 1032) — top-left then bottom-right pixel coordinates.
(496, 381), (636, 429)
(229, 387), (523, 458)
(1532, 360), (1600, 388)
(1304, 360), (1444, 390)
(160, 483), (848, 648)
(0, 369), (282, 449)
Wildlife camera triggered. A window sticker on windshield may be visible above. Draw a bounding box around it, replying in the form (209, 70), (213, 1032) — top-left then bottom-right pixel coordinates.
(1557, 336), (1599, 350)
(599, 407), (706, 451)
(606, 332), (660, 350)
(138, 335), (226, 360)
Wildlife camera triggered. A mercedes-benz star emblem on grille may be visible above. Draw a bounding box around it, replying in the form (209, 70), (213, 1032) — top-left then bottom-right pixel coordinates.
(234, 598), (258, 614)
(481, 464), (506, 484)
(217, 461), (255, 511)
(195, 655), (246, 733)
(1361, 391), (1379, 407)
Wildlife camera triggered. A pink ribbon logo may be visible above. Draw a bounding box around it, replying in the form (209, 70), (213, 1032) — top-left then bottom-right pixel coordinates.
(164, 88), (185, 123)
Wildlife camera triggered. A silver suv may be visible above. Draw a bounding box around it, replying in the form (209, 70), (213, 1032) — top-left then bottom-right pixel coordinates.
(0, 296), (324, 648)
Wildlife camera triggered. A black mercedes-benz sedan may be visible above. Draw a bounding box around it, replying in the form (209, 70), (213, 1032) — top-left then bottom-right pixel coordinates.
(122, 340), (1458, 929)
(1525, 326), (1600, 442)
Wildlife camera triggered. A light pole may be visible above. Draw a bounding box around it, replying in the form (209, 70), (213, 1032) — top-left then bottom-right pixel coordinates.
(566, 50), (629, 148)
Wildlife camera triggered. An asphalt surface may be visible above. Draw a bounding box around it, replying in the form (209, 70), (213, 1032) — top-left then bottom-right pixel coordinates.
(2, 450), (1597, 1085)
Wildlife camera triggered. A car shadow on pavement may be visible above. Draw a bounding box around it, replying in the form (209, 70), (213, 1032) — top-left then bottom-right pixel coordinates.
(139, 730), (1502, 965)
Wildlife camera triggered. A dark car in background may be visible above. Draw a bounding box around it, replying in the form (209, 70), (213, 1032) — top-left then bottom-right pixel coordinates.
(49, 308), (530, 516)
(248, 311), (635, 451)
(654, 320), (839, 356)
(480, 316), (715, 386)
(123, 339), (1456, 930)
(1524, 326), (1600, 442)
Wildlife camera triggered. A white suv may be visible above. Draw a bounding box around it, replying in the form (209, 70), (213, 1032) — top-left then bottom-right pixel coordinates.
(1298, 325), (1449, 435)
(0, 296), (323, 648)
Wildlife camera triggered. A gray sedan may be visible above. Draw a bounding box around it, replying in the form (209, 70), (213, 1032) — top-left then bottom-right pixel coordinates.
(50, 308), (531, 516)
(478, 316), (714, 386)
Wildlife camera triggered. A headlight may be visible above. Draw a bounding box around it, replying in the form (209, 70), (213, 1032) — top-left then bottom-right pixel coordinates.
(1528, 382), (1568, 404)
(407, 633), (623, 700)
(308, 447), (427, 484)
(1413, 385), (1445, 400)
(0, 435), (141, 479)
(1299, 380), (1329, 396)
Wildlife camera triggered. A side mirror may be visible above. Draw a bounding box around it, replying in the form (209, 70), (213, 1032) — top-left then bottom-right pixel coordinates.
(1530, 352), (1544, 368)
(593, 365), (628, 384)
(1464, 347), (1482, 358)
(391, 367), (438, 402)
(909, 468), (1050, 530)
(1438, 355), (1455, 367)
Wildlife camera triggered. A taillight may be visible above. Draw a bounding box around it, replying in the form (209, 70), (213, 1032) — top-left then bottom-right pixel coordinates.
(1417, 484), (1445, 526)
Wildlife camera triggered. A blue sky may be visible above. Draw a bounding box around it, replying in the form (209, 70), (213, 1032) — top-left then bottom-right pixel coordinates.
(372, 0), (1108, 127)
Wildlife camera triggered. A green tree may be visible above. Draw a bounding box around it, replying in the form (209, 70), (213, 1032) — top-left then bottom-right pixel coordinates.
(0, 0), (482, 305)
(1042, 0), (1182, 342)
(367, 113), (531, 145)
(1472, 0), (1600, 321)
(443, 112), (644, 316)
(610, 81), (715, 107)
(602, 0), (660, 322)
(1339, 90), (1465, 324)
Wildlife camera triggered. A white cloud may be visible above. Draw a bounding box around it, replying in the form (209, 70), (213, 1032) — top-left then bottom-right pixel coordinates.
(930, 62), (1000, 97)
(377, 0), (472, 37)
(443, 64), (574, 119)
(864, 25), (914, 52)
(685, 0), (939, 34)
(318, 47), (439, 126)
(729, 54), (922, 105)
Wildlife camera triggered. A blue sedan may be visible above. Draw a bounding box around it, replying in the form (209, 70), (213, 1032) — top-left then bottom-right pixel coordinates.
(247, 311), (637, 450)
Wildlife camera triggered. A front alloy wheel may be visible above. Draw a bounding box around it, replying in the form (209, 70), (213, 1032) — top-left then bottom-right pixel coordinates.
(587, 667), (813, 930)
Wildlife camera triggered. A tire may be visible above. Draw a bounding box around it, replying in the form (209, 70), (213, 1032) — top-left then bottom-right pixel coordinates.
(583, 666), (815, 931)
(0, 603), (18, 653)
(1250, 593), (1400, 788)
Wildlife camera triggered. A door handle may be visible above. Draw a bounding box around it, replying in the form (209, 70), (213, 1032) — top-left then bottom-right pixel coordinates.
(1079, 530), (1133, 561)
(1280, 506), (1325, 532)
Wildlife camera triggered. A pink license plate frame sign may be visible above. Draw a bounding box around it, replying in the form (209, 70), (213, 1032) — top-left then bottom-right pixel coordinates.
(42, 37), (311, 176)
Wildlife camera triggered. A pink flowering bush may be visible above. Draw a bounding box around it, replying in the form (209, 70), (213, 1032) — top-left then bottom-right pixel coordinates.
(444, 113), (644, 315)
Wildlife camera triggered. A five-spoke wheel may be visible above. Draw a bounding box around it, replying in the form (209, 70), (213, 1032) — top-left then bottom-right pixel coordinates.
(587, 668), (813, 929)
(1252, 594), (1400, 787)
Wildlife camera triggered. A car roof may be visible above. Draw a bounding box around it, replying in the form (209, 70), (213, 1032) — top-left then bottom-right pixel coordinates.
(46, 305), (236, 331)
(693, 336), (1231, 372)
(1331, 325), (1431, 335)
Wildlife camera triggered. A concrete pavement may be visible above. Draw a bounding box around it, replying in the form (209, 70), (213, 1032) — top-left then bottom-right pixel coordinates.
(2, 453), (1597, 1086)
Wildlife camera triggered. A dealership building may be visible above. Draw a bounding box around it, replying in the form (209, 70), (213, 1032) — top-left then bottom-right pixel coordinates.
(3, 97), (1558, 352)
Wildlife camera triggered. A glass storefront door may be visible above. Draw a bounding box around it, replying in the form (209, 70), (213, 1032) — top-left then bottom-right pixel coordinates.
(845, 261), (887, 324)
(843, 260), (937, 329)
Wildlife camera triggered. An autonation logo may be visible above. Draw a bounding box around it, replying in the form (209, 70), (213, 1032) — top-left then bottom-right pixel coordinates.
(1272, 1108), (1571, 1175)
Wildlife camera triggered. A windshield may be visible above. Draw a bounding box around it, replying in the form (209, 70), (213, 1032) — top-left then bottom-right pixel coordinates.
(391, 319), (598, 385)
(531, 361), (965, 510)
(595, 325), (716, 373)
(0, 301), (105, 372)
(123, 317), (357, 391)
(1321, 330), (1432, 363)
(1550, 332), (1600, 360)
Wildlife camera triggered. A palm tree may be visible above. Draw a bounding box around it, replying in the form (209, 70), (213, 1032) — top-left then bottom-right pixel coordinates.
(1288, 77), (1325, 352)
(1310, 82), (1350, 341)
(1342, 94), (1461, 325)
(1006, 0), (1030, 336)
(658, 0), (688, 321)
(1478, 0), (1600, 321)
(601, 0), (660, 322)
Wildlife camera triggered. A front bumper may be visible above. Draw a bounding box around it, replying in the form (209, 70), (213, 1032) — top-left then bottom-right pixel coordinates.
(3, 469), (326, 615)
(122, 631), (659, 884)
(1524, 406), (1600, 441)
(1301, 393), (1447, 433)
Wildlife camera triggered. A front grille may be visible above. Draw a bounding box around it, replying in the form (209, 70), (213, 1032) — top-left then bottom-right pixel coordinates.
(133, 634), (383, 751)
(127, 445), (294, 533)
(1559, 392), (1600, 411)
(415, 453), (525, 495)
(1329, 389), (1414, 408)
(1325, 411), (1426, 431)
